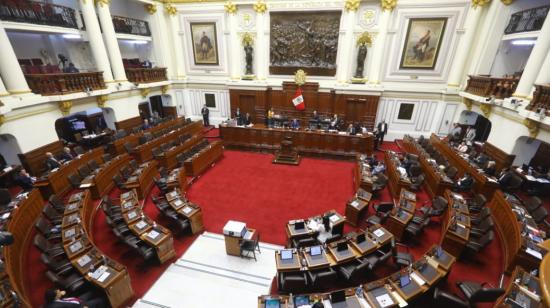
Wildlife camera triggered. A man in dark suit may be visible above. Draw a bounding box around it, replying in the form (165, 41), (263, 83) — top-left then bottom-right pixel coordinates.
(377, 120), (388, 144)
(455, 173), (474, 192)
(290, 118), (300, 130)
(347, 124), (356, 135)
(201, 104), (210, 126)
(244, 113), (252, 126)
(311, 110), (320, 122)
(45, 152), (61, 171)
(59, 147), (74, 162)
(14, 169), (35, 191)
(44, 289), (104, 308)
(235, 108), (243, 126)
(142, 119), (151, 130)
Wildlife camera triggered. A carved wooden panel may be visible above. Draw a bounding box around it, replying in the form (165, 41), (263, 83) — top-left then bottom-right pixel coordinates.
(483, 142), (516, 172)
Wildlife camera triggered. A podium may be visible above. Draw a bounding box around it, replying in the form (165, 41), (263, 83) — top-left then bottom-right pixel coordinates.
(273, 136), (301, 165)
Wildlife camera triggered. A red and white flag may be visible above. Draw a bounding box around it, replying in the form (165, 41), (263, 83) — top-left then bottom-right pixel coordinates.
(292, 87), (305, 111)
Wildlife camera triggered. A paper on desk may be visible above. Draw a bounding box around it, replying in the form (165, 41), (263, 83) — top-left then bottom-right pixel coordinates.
(526, 247), (543, 260)
(373, 229), (385, 237)
(427, 257), (439, 269)
(536, 178), (550, 183)
(525, 175), (536, 181)
(77, 255), (91, 267)
(97, 271), (110, 282)
(410, 272), (426, 286)
(147, 230), (160, 239)
(375, 294), (395, 307)
(182, 206), (193, 214)
(358, 297), (372, 308)
(80, 183), (92, 188)
(391, 291), (407, 307)
(329, 215), (339, 223)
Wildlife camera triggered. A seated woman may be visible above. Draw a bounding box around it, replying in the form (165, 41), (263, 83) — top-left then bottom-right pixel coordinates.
(457, 142), (468, 153)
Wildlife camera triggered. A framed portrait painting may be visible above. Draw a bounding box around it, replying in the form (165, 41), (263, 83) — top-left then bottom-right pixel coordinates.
(399, 18), (447, 70)
(190, 22), (219, 65)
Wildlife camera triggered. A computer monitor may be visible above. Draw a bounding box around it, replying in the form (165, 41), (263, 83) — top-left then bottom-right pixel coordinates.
(280, 249), (293, 260)
(310, 245), (321, 256)
(294, 295), (309, 307)
(330, 290), (346, 303)
(336, 242), (348, 252)
(264, 298), (280, 308)
(294, 221), (305, 230)
(400, 274), (411, 287)
(356, 233), (366, 244)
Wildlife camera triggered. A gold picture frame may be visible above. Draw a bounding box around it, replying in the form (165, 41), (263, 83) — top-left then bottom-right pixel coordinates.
(399, 18), (447, 70)
(190, 22), (219, 65)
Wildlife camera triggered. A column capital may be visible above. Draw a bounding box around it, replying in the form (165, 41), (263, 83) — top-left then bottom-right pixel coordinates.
(253, 1), (267, 14)
(97, 95), (108, 108)
(225, 1), (238, 14)
(145, 3), (157, 15)
(242, 32), (254, 46)
(141, 88), (151, 98)
(523, 118), (539, 138)
(0, 114), (5, 127)
(471, 0), (491, 8)
(501, 0), (514, 5)
(58, 101), (73, 116)
(165, 3), (177, 16)
(345, 0), (361, 12)
(94, 0), (110, 8)
(479, 103), (492, 117)
(380, 0), (397, 12)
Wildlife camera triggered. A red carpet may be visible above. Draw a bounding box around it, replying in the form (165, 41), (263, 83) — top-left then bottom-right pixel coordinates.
(25, 145), (507, 306)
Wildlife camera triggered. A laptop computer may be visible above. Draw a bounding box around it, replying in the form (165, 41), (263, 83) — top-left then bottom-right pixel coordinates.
(310, 245), (322, 256)
(336, 242), (348, 252)
(294, 221), (305, 230)
(400, 274), (411, 287)
(356, 233), (366, 244)
(264, 298), (280, 308)
(280, 249), (293, 260)
(294, 295), (309, 307)
(330, 290), (346, 303)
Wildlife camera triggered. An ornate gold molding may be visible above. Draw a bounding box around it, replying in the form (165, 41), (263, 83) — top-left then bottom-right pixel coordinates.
(345, 0), (361, 12)
(472, 0), (491, 8)
(145, 3), (157, 15)
(242, 32), (254, 46)
(94, 0), (110, 7)
(58, 101), (73, 116)
(141, 88), (151, 98)
(294, 70), (307, 86)
(357, 32), (372, 46)
(501, 0), (514, 5)
(0, 114), (5, 127)
(380, 0), (397, 12)
(224, 1), (237, 14)
(165, 3), (177, 16)
(161, 85), (170, 95)
(253, 1), (267, 14)
(523, 118), (539, 139)
(97, 95), (108, 108)
(463, 98), (473, 111)
(479, 104), (492, 117)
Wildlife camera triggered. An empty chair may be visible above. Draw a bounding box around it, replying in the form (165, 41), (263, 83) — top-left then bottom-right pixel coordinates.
(123, 142), (136, 153)
(371, 174), (388, 196)
(531, 206), (549, 226)
(152, 147), (164, 160)
(153, 177), (169, 195)
(292, 236), (318, 248)
(240, 233), (260, 261)
(129, 159), (139, 170)
(102, 153), (112, 162)
(33, 234), (65, 259)
(113, 174), (126, 190)
(278, 272), (308, 293)
(160, 143), (170, 151)
(524, 196), (542, 213)
(405, 212), (430, 238)
(73, 146), (85, 155)
(445, 166), (458, 179)
(432, 288), (469, 308)
(409, 174), (425, 191)
(471, 207), (491, 226)
(470, 217), (494, 238)
(176, 153), (186, 166)
(366, 202), (394, 226)
(120, 166), (132, 179)
(67, 173), (81, 189)
(46, 270), (86, 293)
(48, 195), (65, 212)
(456, 281), (505, 305)
(87, 159), (100, 172)
(467, 194), (487, 212)
(420, 196), (448, 217)
(307, 268), (337, 291)
(43, 204), (63, 224)
(393, 243), (414, 268)
(138, 136), (147, 145)
(338, 259), (370, 284)
(77, 165), (91, 178)
(409, 165), (422, 178)
(35, 217), (61, 241)
(465, 230), (494, 253)
(40, 253), (73, 276)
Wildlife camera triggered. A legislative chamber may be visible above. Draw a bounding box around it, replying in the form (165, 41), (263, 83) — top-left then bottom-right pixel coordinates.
(0, 0), (549, 307)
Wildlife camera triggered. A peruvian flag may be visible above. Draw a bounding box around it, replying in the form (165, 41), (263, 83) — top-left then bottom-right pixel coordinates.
(292, 87), (305, 111)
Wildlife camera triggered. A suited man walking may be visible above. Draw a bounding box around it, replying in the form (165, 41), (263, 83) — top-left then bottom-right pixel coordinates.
(377, 120), (388, 144)
(201, 104), (210, 127)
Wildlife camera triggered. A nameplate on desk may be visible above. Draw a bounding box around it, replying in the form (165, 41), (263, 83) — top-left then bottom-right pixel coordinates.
(329, 215), (339, 223)
(123, 201), (133, 209)
(373, 229), (385, 238)
(2, 166), (12, 173)
(525, 247), (543, 260)
(147, 230), (160, 240)
(121, 191), (131, 199)
(136, 221), (148, 229)
(351, 200), (360, 208)
(182, 206), (193, 215)
(69, 241), (83, 253)
(97, 271), (110, 283)
(410, 272), (426, 286)
(127, 211), (137, 219)
(174, 199), (184, 207)
(375, 294), (395, 307)
(77, 255), (91, 267)
(64, 228), (76, 238)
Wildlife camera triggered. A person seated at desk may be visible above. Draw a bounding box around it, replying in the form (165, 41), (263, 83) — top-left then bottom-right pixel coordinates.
(15, 168), (35, 191)
(329, 114), (339, 130)
(484, 160), (496, 176)
(454, 172), (474, 192)
(60, 147), (74, 162)
(142, 119), (152, 130)
(347, 124), (356, 135)
(449, 123), (462, 142)
(457, 142), (469, 153)
(475, 153), (489, 167)
(290, 118), (300, 130)
(44, 288), (105, 308)
(267, 108), (274, 127)
(372, 161), (385, 175)
(45, 152), (61, 171)
(464, 127), (476, 145)
(235, 108), (244, 126)
(311, 110), (320, 122)
(244, 113), (252, 126)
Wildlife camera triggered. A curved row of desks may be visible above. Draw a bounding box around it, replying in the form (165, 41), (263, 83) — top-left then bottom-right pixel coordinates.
(383, 151), (412, 198)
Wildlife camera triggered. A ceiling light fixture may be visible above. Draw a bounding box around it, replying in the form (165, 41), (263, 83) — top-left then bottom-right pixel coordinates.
(511, 39), (536, 46)
(62, 34), (82, 40)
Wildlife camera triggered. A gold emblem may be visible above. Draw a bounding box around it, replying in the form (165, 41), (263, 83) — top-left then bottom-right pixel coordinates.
(345, 0), (360, 12)
(161, 85), (170, 95)
(463, 99), (473, 111)
(471, 0), (491, 8)
(0, 114), (5, 127)
(380, 0), (397, 11)
(141, 88), (151, 98)
(501, 0), (514, 5)
(97, 95), (108, 108)
(165, 4), (177, 16)
(523, 118), (539, 139)
(357, 32), (373, 47)
(145, 3), (157, 15)
(253, 1), (267, 14)
(58, 101), (73, 116)
(242, 32), (254, 46)
(479, 104), (491, 117)
(225, 1), (237, 14)
(294, 70), (307, 86)
(94, 0), (110, 7)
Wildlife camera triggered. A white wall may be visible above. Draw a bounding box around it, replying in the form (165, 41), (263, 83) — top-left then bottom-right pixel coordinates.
(0, 135), (22, 165)
(118, 40), (154, 62)
(175, 86), (230, 125)
(511, 136), (541, 166)
(490, 41), (533, 77)
(458, 110), (479, 126)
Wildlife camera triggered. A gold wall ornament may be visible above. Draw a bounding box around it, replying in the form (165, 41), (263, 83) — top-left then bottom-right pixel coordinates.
(141, 88), (151, 98)
(345, 0), (361, 12)
(161, 85), (170, 95)
(0, 114), (5, 127)
(224, 1), (237, 14)
(522, 118), (539, 139)
(145, 3), (157, 15)
(294, 69), (307, 86)
(463, 98), (473, 111)
(165, 3), (177, 16)
(242, 32), (254, 46)
(501, 0), (514, 5)
(380, 0), (397, 12)
(58, 101), (73, 116)
(357, 32), (373, 47)
(253, 1), (267, 14)
(479, 104), (492, 117)
(471, 0), (491, 8)
(96, 95), (108, 108)
(94, 0), (110, 7)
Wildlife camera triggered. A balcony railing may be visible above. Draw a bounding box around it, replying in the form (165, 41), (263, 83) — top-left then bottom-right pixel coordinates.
(25, 72), (106, 95)
(526, 84), (550, 115)
(0, 0), (78, 29)
(505, 5), (550, 34)
(464, 75), (519, 99)
(112, 15), (151, 36)
(126, 68), (167, 84)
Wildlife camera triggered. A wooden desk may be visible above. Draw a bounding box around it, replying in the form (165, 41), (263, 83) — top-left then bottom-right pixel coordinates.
(184, 140), (224, 177)
(157, 133), (204, 169)
(224, 228), (256, 256)
(354, 157), (374, 192)
(285, 210), (346, 246)
(166, 167), (188, 192)
(440, 191), (470, 258)
(220, 124), (374, 158)
(178, 203), (204, 234)
(496, 267), (545, 308)
(124, 160), (158, 199)
(303, 248), (331, 270)
(345, 197), (369, 227)
(385, 210), (413, 242)
(541, 254), (550, 307)
(275, 250), (302, 272)
(327, 243), (358, 263)
(383, 151), (411, 198)
(80, 154), (131, 199)
(139, 225), (176, 264)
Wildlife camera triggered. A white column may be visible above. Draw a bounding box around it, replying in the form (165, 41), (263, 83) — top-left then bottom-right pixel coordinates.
(254, 4), (267, 80)
(227, 10), (241, 79)
(168, 10), (186, 80)
(514, 14), (550, 97)
(447, 4), (486, 88)
(534, 53), (550, 85)
(336, 9), (356, 83)
(368, 9), (391, 84)
(96, 1), (127, 82)
(0, 22), (31, 94)
(0, 75), (9, 96)
(79, 0), (113, 82)
(148, 5), (174, 78)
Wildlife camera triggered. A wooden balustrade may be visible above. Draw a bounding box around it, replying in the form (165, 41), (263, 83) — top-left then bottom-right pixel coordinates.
(125, 68), (167, 84)
(0, 0), (78, 29)
(25, 72), (106, 96)
(464, 75), (519, 99)
(526, 84), (550, 116)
